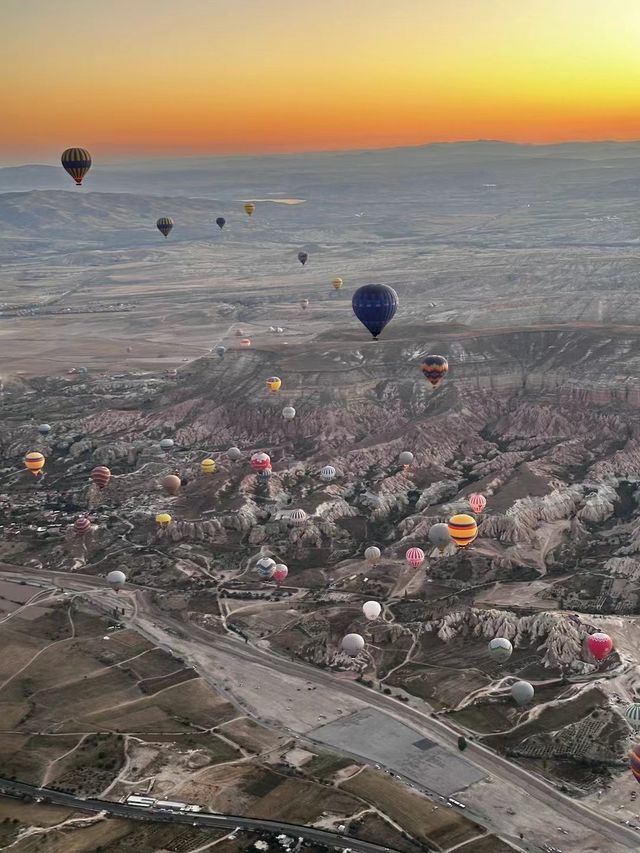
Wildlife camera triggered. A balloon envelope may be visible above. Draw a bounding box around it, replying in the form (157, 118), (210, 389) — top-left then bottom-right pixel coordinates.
(447, 514), (478, 548)
(511, 681), (534, 705)
(250, 452), (271, 472)
(61, 148), (91, 185)
(160, 438), (174, 450)
(282, 406), (296, 420)
(201, 458), (216, 474)
(469, 493), (487, 513)
(107, 570), (126, 590)
(256, 557), (276, 579)
(298, 251), (308, 265)
(162, 474), (181, 495)
(215, 345), (226, 358)
(421, 355), (449, 387)
(156, 217), (174, 237)
(488, 638), (513, 661)
(24, 451), (45, 475)
(289, 508), (307, 526)
(320, 465), (336, 481)
(399, 451), (414, 466)
(272, 563), (289, 583)
(362, 601), (382, 620)
(244, 202), (256, 216)
(91, 466), (111, 489)
(228, 446), (242, 461)
(625, 703), (640, 730)
(364, 546), (381, 565)
(216, 217), (226, 229)
(587, 632), (613, 661)
(630, 742), (640, 785)
(352, 284), (398, 339)
(342, 633), (365, 656)
(428, 523), (451, 551)
(332, 277), (343, 290)
(74, 516), (92, 536)
(156, 513), (172, 527)
(38, 424), (51, 436)
(406, 547), (425, 569)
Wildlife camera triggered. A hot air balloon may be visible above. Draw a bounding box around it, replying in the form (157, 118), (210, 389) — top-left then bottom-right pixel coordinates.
(201, 458), (216, 475)
(364, 546), (381, 565)
(448, 514), (478, 548)
(342, 633), (365, 656)
(240, 338), (252, 348)
(215, 345), (226, 359)
(488, 638), (513, 662)
(630, 743), (640, 785)
(332, 277), (343, 291)
(625, 703), (640, 730)
(469, 493), (487, 514)
(298, 251), (308, 266)
(38, 424), (51, 437)
(91, 466), (111, 490)
(586, 632), (613, 662)
(216, 217), (226, 230)
(244, 202), (256, 217)
(428, 523), (451, 553)
(407, 488), (421, 506)
(272, 563), (289, 584)
(250, 452), (271, 472)
(421, 355), (449, 387)
(352, 284), (398, 340)
(156, 513), (172, 528)
(107, 570), (126, 591)
(160, 438), (174, 451)
(257, 467), (272, 482)
(282, 406), (296, 420)
(301, 299), (310, 311)
(61, 148), (91, 186)
(74, 516), (92, 537)
(362, 601), (382, 621)
(24, 451), (45, 476)
(256, 556), (276, 579)
(320, 465), (336, 482)
(511, 681), (534, 706)
(266, 376), (282, 393)
(289, 508), (307, 526)
(156, 217), (174, 238)
(228, 446), (242, 462)
(162, 474), (181, 495)
(406, 547), (425, 569)
(398, 451), (414, 469)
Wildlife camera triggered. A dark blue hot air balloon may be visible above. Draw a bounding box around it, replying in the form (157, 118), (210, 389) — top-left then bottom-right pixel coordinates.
(216, 217), (226, 230)
(352, 284), (398, 339)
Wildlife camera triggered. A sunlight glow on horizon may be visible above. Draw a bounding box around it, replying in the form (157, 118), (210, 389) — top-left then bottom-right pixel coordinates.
(4, 0), (640, 160)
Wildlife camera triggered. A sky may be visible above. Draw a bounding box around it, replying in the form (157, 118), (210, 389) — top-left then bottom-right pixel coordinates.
(3, 0), (640, 161)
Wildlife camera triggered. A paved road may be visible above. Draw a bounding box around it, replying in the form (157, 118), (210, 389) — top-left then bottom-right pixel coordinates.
(0, 778), (392, 853)
(3, 565), (640, 850)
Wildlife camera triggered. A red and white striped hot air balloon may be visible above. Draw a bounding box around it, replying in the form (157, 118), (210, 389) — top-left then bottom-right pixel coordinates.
(250, 452), (271, 473)
(90, 466), (111, 490)
(406, 547), (425, 569)
(272, 563), (289, 584)
(468, 493), (487, 514)
(74, 516), (92, 536)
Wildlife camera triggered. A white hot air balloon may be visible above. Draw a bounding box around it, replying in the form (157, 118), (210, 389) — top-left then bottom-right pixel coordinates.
(282, 406), (296, 420)
(362, 600), (382, 620)
(364, 546), (381, 566)
(488, 637), (513, 662)
(289, 508), (307, 526)
(106, 570), (126, 591)
(625, 703), (640, 730)
(227, 446), (242, 461)
(398, 451), (414, 467)
(320, 465), (336, 482)
(511, 680), (534, 706)
(342, 633), (365, 656)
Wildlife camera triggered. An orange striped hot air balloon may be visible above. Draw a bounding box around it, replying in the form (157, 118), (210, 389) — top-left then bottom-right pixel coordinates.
(24, 451), (45, 476)
(447, 513), (478, 548)
(91, 466), (111, 490)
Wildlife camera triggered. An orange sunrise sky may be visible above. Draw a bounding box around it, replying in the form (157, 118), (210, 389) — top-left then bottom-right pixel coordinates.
(3, 0), (640, 161)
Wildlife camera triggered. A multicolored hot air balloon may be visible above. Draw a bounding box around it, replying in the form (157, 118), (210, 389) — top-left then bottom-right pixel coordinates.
(156, 513), (172, 528)
(298, 251), (308, 266)
(201, 458), (216, 475)
(625, 703), (640, 730)
(365, 546), (381, 565)
(272, 563), (289, 584)
(586, 632), (613, 662)
(256, 556), (276, 579)
(156, 217), (174, 238)
(289, 508), (307, 526)
(421, 355), (449, 387)
(162, 474), (181, 496)
(250, 452), (271, 473)
(352, 284), (398, 340)
(90, 466), (111, 490)
(362, 601), (382, 620)
(216, 217), (226, 230)
(74, 516), (92, 537)
(24, 451), (45, 476)
(244, 202), (256, 217)
(61, 148), (91, 186)
(266, 376), (282, 393)
(429, 522), (451, 553)
(488, 638), (513, 662)
(332, 277), (343, 291)
(469, 493), (487, 514)
(107, 570), (126, 591)
(282, 406), (296, 420)
(630, 742), (640, 785)
(447, 514), (478, 548)
(240, 338), (252, 348)
(320, 465), (336, 482)
(257, 467), (272, 482)
(406, 547), (425, 569)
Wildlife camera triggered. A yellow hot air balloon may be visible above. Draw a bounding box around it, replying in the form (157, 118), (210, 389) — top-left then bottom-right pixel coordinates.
(266, 376), (282, 393)
(201, 458), (216, 474)
(244, 202), (256, 217)
(156, 513), (172, 528)
(332, 277), (343, 291)
(447, 513), (478, 548)
(24, 451), (45, 476)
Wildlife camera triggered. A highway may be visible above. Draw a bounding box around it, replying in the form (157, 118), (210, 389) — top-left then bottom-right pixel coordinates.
(3, 565), (640, 850)
(0, 778), (393, 853)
